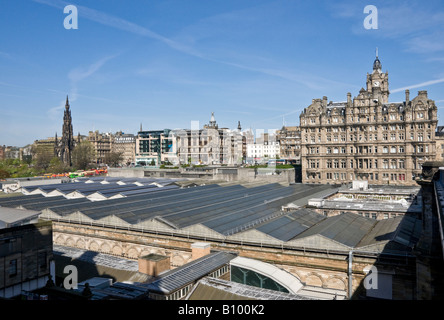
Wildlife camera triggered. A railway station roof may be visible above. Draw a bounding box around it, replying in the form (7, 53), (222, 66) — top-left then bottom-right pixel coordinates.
(142, 251), (237, 295)
(0, 206), (40, 228)
(1, 179), (422, 256)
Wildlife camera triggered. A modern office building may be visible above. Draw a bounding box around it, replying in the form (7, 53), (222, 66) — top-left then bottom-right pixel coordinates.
(135, 128), (174, 166)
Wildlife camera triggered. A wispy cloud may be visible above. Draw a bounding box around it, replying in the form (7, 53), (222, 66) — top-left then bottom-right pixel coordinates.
(406, 32), (444, 54)
(68, 54), (118, 101)
(0, 92), (27, 99)
(204, 58), (347, 90)
(0, 81), (48, 94)
(223, 109), (252, 116)
(0, 51), (11, 59)
(391, 78), (444, 93)
(330, 1), (444, 54)
(32, 0), (204, 59)
(267, 108), (304, 122)
(47, 100), (67, 121)
(68, 55), (115, 83)
(33, 0), (348, 91)
(47, 54), (117, 121)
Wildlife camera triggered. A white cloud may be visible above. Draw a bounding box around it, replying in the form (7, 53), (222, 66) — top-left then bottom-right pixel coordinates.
(69, 54), (118, 101)
(406, 32), (444, 54)
(331, 1), (444, 54)
(47, 101), (66, 121)
(33, 0), (203, 59)
(391, 78), (444, 93)
(46, 54), (117, 121)
(68, 55), (115, 83)
(0, 51), (11, 59)
(34, 0), (350, 92)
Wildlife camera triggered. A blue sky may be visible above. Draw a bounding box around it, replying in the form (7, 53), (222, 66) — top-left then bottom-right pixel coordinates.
(1, 0), (444, 147)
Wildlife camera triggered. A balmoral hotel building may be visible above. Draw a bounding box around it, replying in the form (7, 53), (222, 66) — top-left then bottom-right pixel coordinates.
(300, 55), (439, 186)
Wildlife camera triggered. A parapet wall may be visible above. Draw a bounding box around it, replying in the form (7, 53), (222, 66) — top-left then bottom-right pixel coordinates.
(108, 167), (295, 184)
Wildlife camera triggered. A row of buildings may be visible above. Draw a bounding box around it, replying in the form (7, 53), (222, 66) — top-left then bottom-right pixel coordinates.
(31, 102), (288, 168)
(0, 145), (20, 160)
(17, 54), (444, 186)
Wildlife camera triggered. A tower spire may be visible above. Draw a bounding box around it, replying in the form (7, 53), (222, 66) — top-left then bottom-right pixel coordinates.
(59, 95), (75, 166)
(209, 112), (217, 128)
(373, 49), (381, 71)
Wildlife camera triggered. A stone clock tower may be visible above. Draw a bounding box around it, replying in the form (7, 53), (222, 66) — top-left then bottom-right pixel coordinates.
(299, 51), (438, 186)
(366, 52), (389, 104)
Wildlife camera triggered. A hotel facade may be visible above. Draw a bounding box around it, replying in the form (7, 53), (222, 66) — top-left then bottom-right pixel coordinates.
(300, 56), (438, 186)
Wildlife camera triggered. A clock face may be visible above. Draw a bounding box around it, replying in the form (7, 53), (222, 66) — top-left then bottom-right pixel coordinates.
(373, 81), (380, 87)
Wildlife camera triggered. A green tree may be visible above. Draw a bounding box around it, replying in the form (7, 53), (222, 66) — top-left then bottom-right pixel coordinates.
(0, 168), (10, 179)
(31, 145), (53, 172)
(104, 152), (123, 167)
(72, 141), (95, 170)
(49, 157), (69, 174)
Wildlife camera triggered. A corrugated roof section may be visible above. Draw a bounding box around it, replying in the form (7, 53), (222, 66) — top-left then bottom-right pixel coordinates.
(294, 213), (376, 248)
(143, 251), (237, 294)
(187, 278), (313, 300)
(0, 207), (41, 228)
(257, 208), (326, 242)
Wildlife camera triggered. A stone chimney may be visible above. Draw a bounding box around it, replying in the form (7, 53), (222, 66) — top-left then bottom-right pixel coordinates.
(405, 90), (410, 105)
(347, 92), (352, 105)
(191, 242), (211, 260)
(418, 90), (428, 99)
(138, 253), (170, 277)
(322, 96), (328, 107)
